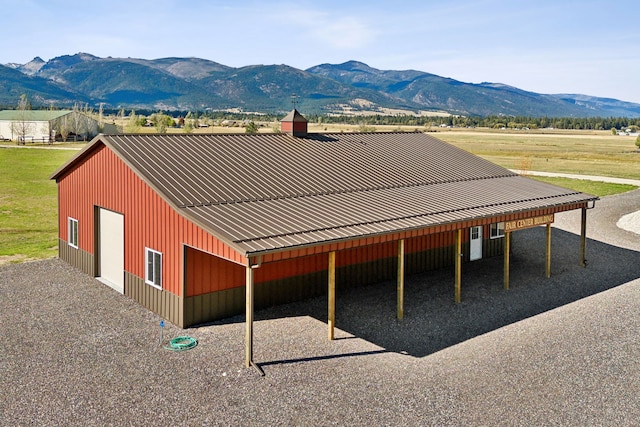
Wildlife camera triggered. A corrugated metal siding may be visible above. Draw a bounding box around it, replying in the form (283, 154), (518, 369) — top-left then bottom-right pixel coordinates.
(255, 270), (326, 309)
(0, 110), (72, 121)
(185, 246), (246, 296)
(182, 233), (480, 326)
(58, 239), (95, 275)
(406, 245), (457, 275)
(484, 233), (505, 258)
(293, 122), (307, 133)
(240, 206), (569, 264)
(406, 231), (457, 254)
(56, 143), (246, 299)
(281, 122), (293, 133)
(255, 253), (326, 284)
(185, 228), (474, 299)
(184, 286), (245, 327)
(125, 272), (182, 326)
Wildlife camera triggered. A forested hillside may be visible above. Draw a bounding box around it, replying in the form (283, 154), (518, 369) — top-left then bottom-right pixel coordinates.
(3, 54), (640, 117)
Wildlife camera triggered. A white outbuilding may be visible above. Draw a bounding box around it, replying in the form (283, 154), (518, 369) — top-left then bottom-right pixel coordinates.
(0, 110), (108, 143)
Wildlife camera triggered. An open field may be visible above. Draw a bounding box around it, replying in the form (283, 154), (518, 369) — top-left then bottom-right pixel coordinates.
(434, 129), (640, 180)
(1, 127), (637, 264)
(0, 148), (76, 264)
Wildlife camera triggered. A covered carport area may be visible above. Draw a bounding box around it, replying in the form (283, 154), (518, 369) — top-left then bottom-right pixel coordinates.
(242, 200), (596, 371)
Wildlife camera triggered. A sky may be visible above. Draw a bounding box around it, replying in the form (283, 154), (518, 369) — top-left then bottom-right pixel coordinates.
(2, 0), (639, 103)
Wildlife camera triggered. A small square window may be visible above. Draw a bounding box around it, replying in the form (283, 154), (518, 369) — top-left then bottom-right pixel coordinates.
(145, 248), (162, 289)
(490, 222), (505, 239)
(68, 217), (78, 248)
(471, 227), (479, 239)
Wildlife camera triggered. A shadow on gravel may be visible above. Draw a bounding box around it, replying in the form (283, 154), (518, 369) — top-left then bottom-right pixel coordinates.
(249, 227), (640, 359)
(257, 350), (387, 368)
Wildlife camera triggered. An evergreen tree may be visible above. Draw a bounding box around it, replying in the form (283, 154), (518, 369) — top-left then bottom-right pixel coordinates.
(245, 121), (259, 134)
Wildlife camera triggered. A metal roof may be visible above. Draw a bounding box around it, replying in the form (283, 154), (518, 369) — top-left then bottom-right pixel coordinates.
(280, 109), (308, 123)
(0, 110), (73, 121)
(52, 131), (597, 256)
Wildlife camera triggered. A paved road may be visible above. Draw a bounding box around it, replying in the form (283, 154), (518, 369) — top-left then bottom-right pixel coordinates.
(511, 169), (640, 186)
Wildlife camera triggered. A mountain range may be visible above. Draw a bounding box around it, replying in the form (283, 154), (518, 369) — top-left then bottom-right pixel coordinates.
(3, 53), (640, 117)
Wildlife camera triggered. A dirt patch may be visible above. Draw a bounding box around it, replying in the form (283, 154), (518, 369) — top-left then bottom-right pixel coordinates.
(0, 255), (29, 266)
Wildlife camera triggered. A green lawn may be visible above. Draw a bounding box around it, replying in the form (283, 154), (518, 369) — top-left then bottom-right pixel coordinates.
(0, 148), (76, 263)
(437, 130), (640, 180)
(529, 176), (637, 197)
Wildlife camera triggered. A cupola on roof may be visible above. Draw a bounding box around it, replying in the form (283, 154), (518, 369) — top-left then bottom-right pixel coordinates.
(280, 109), (308, 136)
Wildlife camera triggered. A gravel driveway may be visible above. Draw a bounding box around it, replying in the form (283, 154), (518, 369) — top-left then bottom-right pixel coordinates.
(1, 190), (639, 426)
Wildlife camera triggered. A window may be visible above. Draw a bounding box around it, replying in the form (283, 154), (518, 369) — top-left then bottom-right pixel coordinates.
(471, 226), (480, 240)
(145, 248), (162, 289)
(68, 217), (79, 248)
(490, 222), (505, 239)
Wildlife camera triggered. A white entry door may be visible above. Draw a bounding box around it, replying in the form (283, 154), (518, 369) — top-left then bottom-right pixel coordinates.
(469, 226), (483, 261)
(98, 208), (124, 294)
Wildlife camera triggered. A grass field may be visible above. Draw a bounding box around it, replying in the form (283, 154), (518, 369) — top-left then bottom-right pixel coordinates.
(434, 129), (640, 180)
(528, 176), (636, 197)
(0, 127), (638, 264)
(0, 148), (76, 264)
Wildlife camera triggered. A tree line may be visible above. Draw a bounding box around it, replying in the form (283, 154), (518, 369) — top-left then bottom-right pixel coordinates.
(122, 111), (640, 133)
(6, 100), (640, 131)
(96, 108), (640, 131)
(307, 114), (640, 130)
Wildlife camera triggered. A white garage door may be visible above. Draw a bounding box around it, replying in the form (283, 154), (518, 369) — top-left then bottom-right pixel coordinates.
(98, 208), (124, 294)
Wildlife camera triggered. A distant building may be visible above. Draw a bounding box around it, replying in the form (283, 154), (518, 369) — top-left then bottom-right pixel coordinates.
(0, 110), (112, 143)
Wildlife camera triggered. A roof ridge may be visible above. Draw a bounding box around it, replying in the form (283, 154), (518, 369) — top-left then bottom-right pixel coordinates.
(178, 173), (518, 208)
(110, 131), (425, 137)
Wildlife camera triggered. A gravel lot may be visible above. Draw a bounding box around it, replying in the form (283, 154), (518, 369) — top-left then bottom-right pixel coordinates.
(1, 190), (639, 426)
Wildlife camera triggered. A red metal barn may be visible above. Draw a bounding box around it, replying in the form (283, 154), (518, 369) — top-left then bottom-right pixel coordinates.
(51, 110), (596, 366)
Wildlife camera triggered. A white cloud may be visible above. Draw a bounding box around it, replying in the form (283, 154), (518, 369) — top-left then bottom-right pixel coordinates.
(269, 6), (377, 51)
(306, 15), (376, 49)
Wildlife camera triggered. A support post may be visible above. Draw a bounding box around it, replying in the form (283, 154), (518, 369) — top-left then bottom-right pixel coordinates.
(397, 239), (405, 320)
(580, 207), (587, 267)
(546, 223), (552, 278)
(504, 231), (511, 290)
(328, 251), (336, 341)
(455, 229), (462, 303)
(245, 265), (254, 368)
